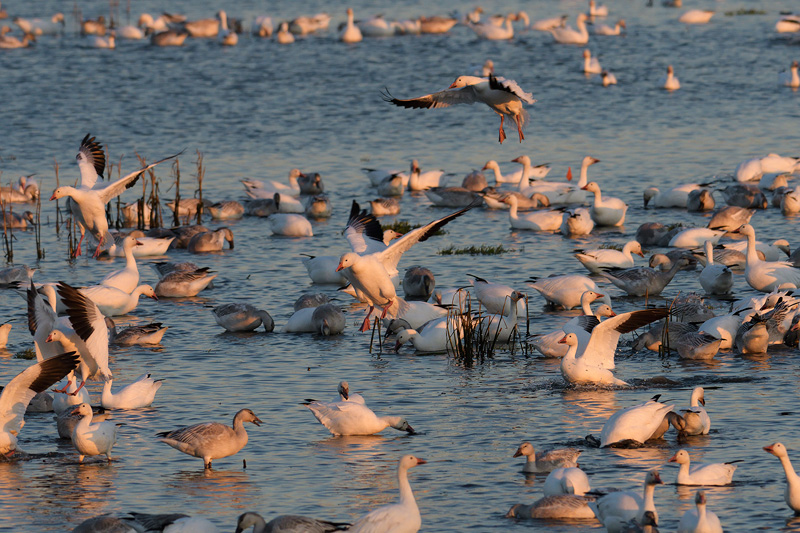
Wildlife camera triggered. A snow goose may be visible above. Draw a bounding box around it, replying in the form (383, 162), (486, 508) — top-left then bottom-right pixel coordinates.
(470, 14), (516, 40)
(721, 238), (790, 262)
(295, 293), (331, 311)
(183, 12), (221, 37)
(669, 450), (737, 485)
(267, 214), (313, 237)
(333, 381), (365, 404)
(582, 49), (602, 74)
(188, 227), (235, 252)
(782, 187), (800, 215)
(302, 255), (347, 285)
(601, 397), (675, 446)
(124, 513), (220, 532)
(370, 197), (400, 216)
(548, 157), (601, 204)
(87, 30), (115, 48)
(676, 331), (721, 360)
(528, 274), (607, 309)
(155, 267), (216, 298)
(340, 8), (363, 43)
(707, 206), (754, 231)
(481, 159), (550, 185)
(532, 15), (568, 32)
(699, 240), (733, 294)
(601, 257), (689, 297)
(0, 322), (9, 348)
(0, 28), (34, 48)
(721, 183), (768, 209)
(304, 397), (413, 436)
(276, 22), (294, 44)
(643, 184), (702, 208)
(582, 181), (627, 226)
(242, 169), (306, 196)
(312, 304), (346, 336)
(71, 402), (119, 462)
(13, 13), (64, 35)
(358, 14), (395, 37)
(251, 16), (273, 37)
(208, 201), (244, 220)
(506, 496), (597, 520)
(289, 13), (332, 35)
(679, 10), (715, 24)
(735, 320), (769, 354)
(425, 184), (478, 208)
(0, 352), (79, 455)
(529, 293), (614, 357)
(468, 274), (526, 315)
(403, 266), (435, 300)
(698, 313), (743, 350)
(513, 441), (581, 473)
(50, 135), (178, 257)
(336, 202), (477, 327)
(779, 60), (800, 88)
(549, 13), (589, 44)
(776, 15), (800, 33)
(100, 235), (142, 293)
(589, 469), (663, 531)
(479, 290), (524, 342)
(544, 467), (591, 496)
(738, 224), (800, 291)
(600, 71), (618, 86)
(1, 210), (34, 229)
(687, 189), (715, 211)
(660, 65), (680, 90)
(81, 16), (106, 36)
(383, 74), (536, 144)
(559, 332), (628, 386)
(305, 195), (331, 219)
(349, 455), (424, 533)
(503, 195), (562, 231)
(764, 442), (800, 513)
(588, 0), (609, 17)
(79, 283), (156, 316)
(594, 19), (626, 35)
(677, 491), (723, 533)
(406, 159), (446, 190)
(150, 29), (189, 46)
(575, 241), (644, 273)
(394, 319), (461, 353)
(101, 373), (162, 409)
(669, 228), (725, 248)
(108, 235), (173, 257)
(158, 408), (262, 468)
(234, 511), (349, 533)
(212, 303), (274, 332)
(561, 207), (594, 235)
(107, 321), (168, 345)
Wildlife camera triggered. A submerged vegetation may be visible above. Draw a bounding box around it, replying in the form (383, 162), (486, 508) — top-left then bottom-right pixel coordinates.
(438, 244), (512, 256)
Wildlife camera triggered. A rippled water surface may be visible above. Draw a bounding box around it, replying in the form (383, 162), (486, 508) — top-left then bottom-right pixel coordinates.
(1, 0), (800, 531)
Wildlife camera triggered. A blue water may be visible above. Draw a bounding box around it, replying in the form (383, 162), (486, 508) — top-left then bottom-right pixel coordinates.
(1, 0), (800, 531)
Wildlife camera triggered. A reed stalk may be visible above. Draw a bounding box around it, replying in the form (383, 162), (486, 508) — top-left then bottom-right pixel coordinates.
(171, 158), (181, 227)
(195, 150), (205, 225)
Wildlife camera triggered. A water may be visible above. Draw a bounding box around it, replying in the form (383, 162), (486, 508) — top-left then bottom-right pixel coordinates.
(1, 0), (800, 530)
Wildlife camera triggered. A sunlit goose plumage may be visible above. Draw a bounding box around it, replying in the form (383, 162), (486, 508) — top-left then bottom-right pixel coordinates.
(183, 13), (220, 37)
(738, 224), (800, 291)
(582, 182), (627, 226)
(155, 268), (216, 297)
(528, 274), (607, 309)
(100, 235), (142, 293)
(506, 495), (597, 520)
(699, 240), (733, 294)
(188, 227), (235, 252)
(404, 159), (446, 191)
(698, 313), (742, 350)
(590, 470), (663, 533)
(479, 290), (524, 342)
(158, 408), (262, 468)
(150, 29), (188, 46)
(601, 398), (675, 447)
(87, 31), (115, 48)
(676, 331), (722, 360)
(357, 14), (395, 37)
(600, 257), (689, 296)
(107, 321), (168, 345)
(669, 450), (736, 486)
(575, 241), (644, 273)
(669, 228), (725, 248)
(679, 10), (715, 24)
(678, 491), (723, 533)
(588, 0), (609, 17)
(707, 206), (754, 231)
(268, 214), (313, 237)
(276, 22), (294, 44)
(583, 49), (602, 74)
(775, 15), (800, 33)
(660, 65), (681, 90)
(370, 197), (400, 216)
(764, 442), (800, 513)
(234, 511), (349, 533)
(550, 13), (589, 44)
(242, 169), (306, 196)
(503, 195), (562, 231)
(383, 74), (535, 144)
(779, 60), (800, 88)
(539, 156), (599, 204)
(513, 441), (581, 473)
(213, 303), (274, 332)
(687, 188), (715, 211)
(531, 15), (568, 32)
(594, 19), (626, 35)
(481, 158), (550, 185)
(349, 455), (424, 533)
(0, 352), (79, 454)
(79, 283), (156, 316)
(721, 237), (790, 262)
(217, 11), (237, 46)
(70, 402), (119, 462)
(560, 207), (594, 235)
(13, 13), (65, 35)
(101, 373), (162, 409)
(340, 8), (363, 43)
(290, 13), (332, 35)
(468, 274), (526, 314)
(251, 16), (273, 37)
(559, 332), (628, 386)
(599, 70), (618, 87)
(643, 183), (701, 208)
(530, 293), (614, 357)
(544, 467), (591, 496)
(304, 397), (413, 436)
(394, 319), (460, 353)
(0, 28), (34, 48)
(470, 13), (515, 40)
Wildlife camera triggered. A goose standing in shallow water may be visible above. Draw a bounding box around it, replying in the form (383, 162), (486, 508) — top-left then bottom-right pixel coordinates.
(764, 442), (800, 513)
(349, 455), (425, 533)
(677, 491), (723, 533)
(513, 441), (581, 473)
(158, 408), (262, 468)
(590, 470), (663, 532)
(71, 402), (119, 462)
(383, 74), (535, 144)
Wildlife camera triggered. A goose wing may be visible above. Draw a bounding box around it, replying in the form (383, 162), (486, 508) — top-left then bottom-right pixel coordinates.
(96, 150), (183, 204)
(579, 308), (669, 366)
(344, 201), (386, 254)
(76, 133), (105, 189)
(489, 74), (536, 104)
(382, 84), (482, 109)
(27, 280), (55, 338)
(57, 282), (111, 380)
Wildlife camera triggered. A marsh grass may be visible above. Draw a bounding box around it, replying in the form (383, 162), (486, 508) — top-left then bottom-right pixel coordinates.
(382, 220), (446, 236)
(438, 244), (511, 256)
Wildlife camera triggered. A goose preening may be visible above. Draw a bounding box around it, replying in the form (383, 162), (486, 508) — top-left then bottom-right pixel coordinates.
(383, 74), (536, 144)
(678, 10), (715, 24)
(699, 240), (733, 294)
(677, 491), (723, 533)
(157, 408), (262, 468)
(212, 303), (274, 332)
(513, 441), (581, 473)
(0, 352), (79, 455)
(506, 495), (597, 520)
(600, 396), (675, 447)
(544, 467), (591, 496)
(575, 241), (644, 273)
(737, 224), (800, 292)
(582, 181), (627, 226)
(100, 373), (163, 409)
(234, 511), (350, 533)
(70, 402), (120, 462)
(549, 13), (589, 44)
(349, 455), (424, 533)
(779, 61), (800, 88)
(589, 469), (663, 532)
(304, 394), (414, 436)
(669, 450), (737, 486)
(659, 65), (681, 90)
(764, 442), (800, 513)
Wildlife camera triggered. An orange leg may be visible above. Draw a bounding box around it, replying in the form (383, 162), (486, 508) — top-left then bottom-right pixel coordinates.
(74, 232), (84, 257)
(514, 114), (524, 142)
(51, 380), (72, 394)
(379, 301), (392, 319)
(498, 115), (507, 144)
(68, 380), (87, 396)
(360, 306), (375, 332)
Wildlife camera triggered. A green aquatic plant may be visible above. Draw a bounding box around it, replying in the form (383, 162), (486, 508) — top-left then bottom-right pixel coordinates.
(438, 244), (511, 256)
(382, 220), (446, 236)
(14, 348), (36, 360)
(724, 9), (765, 16)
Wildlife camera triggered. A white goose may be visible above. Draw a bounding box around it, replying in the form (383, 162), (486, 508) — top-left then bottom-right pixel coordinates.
(394, 317), (464, 353)
(669, 228), (725, 248)
(589, 470), (663, 532)
(544, 156), (600, 204)
(588, 0), (609, 17)
(383, 74), (536, 144)
(479, 290), (524, 342)
(699, 240), (733, 294)
(594, 19), (626, 35)
(100, 235), (142, 292)
(70, 402), (120, 463)
(677, 491), (723, 533)
(600, 397), (675, 447)
(503, 195), (562, 231)
(575, 241), (644, 273)
(0, 352), (79, 455)
(276, 22), (294, 44)
(721, 238), (790, 262)
(213, 303), (274, 332)
(531, 15), (568, 32)
(406, 159), (446, 190)
(513, 441), (581, 473)
(268, 213), (313, 237)
(582, 49), (601, 74)
(764, 442), (800, 513)
(779, 60), (800, 88)
(544, 467), (591, 496)
(582, 181), (627, 226)
(739, 224), (800, 292)
(561, 207), (595, 235)
(349, 455), (424, 533)
(470, 14), (515, 40)
(698, 313), (743, 350)
(679, 10), (715, 24)
(468, 274), (527, 315)
(643, 183), (702, 208)
(681, 387), (711, 435)
(79, 283), (157, 316)
(528, 274), (606, 309)
(304, 397), (413, 436)
(101, 373), (163, 409)
(481, 158), (550, 185)
(506, 495), (597, 520)
(155, 267), (217, 298)
(669, 450), (737, 486)
(559, 333), (628, 386)
(549, 13), (589, 44)
(340, 8), (363, 43)
(529, 292), (614, 357)
(660, 65), (681, 90)
(158, 408), (262, 468)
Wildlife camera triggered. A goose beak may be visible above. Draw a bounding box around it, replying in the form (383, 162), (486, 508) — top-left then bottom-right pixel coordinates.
(252, 416), (263, 426)
(405, 424), (416, 434)
(654, 472), (663, 484)
(150, 294), (158, 300)
(557, 335), (568, 344)
(764, 444), (775, 454)
(49, 193), (57, 201)
(594, 293), (605, 298)
(335, 261), (345, 272)
(608, 310), (617, 316)
(415, 458), (426, 465)
(69, 406), (81, 416)
(668, 454), (678, 462)
(135, 240), (144, 246)
(636, 251), (645, 257)
(699, 397), (705, 406)
(580, 185), (589, 190)
(513, 448), (523, 458)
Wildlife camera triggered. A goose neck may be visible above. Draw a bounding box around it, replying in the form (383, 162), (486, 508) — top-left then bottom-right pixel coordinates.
(397, 462), (418, 506)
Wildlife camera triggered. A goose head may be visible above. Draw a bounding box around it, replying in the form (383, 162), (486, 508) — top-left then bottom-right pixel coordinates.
(617, 19), (627, 29)
(691, 386), (705, 406)
(595, 304), (616, 317)
(338, 381), (350, 400)
(394, 329), (418, 352)
(645, 469), (663, 486)
(336, 252), (360, 272)
(481, 160), (499, 172)
(513, 441), (534, 458)
(582, 49), (591, 59)
(235, 408), (262, 426)
(392, 419), (415, 434)
(643, 187), (659, 208)
(668, 449), (691, 464)
(764, 442), (789, 458)
(69, 402), (93, 418)
(580, 181), (600, 193)
(511, 155), (531, 166)
(400, 454), (426, 469)
(235, 512), (266, 533)
(558, 332), (579, 346)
